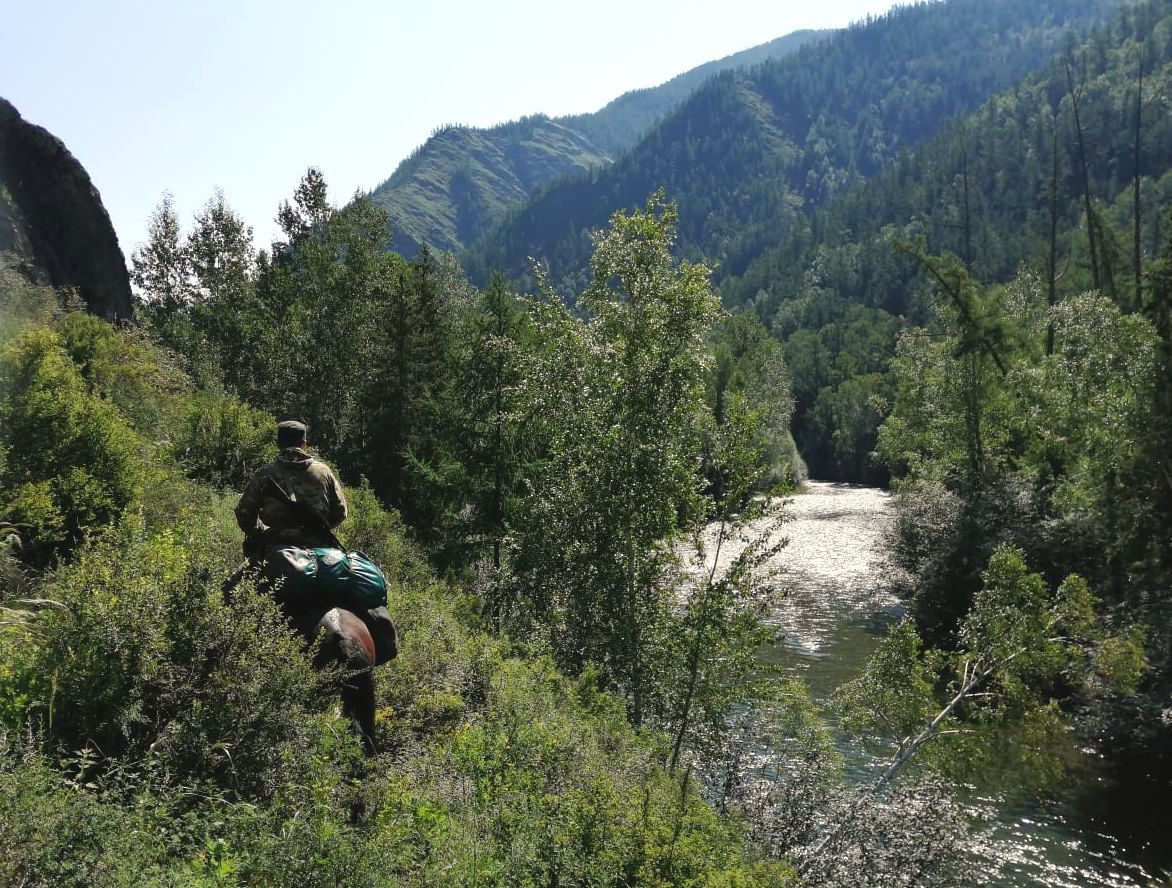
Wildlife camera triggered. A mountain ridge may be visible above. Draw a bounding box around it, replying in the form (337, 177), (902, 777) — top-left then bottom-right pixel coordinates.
(366, 29), (827, 257)
(462, 0), (1127, 293)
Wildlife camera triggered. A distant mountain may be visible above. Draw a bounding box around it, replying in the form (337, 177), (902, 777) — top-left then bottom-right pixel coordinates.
(463, 0), (1126, 294)
(366, 30), (826, 257)
(559, 30), (828, 156)
(727, 0), (1170, 319)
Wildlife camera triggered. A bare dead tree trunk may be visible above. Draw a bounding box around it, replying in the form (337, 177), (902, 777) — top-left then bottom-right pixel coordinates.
(1047, 110), (1061, 356)
(1066, 59), (1100, 292)
(802, 635), (1039, 875)
(1133, 45), (1146, 312)
(802, 658), (992, 868)
(961, 139), (974, 272)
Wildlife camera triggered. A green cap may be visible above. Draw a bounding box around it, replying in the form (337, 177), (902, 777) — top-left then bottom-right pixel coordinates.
(277, 420), (307, 448)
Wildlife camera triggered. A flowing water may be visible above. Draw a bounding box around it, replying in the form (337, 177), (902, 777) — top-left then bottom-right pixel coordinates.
(703, 481), (1169, 887)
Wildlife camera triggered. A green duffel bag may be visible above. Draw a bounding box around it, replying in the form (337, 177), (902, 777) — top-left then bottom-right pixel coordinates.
(265, 546), (388, 608)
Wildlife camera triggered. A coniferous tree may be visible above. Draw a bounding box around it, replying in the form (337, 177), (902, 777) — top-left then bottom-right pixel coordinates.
(130, 192), (190, 312)
(457, 272), (532, 591)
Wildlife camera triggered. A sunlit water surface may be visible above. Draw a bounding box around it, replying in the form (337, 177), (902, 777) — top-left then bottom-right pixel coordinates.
(699, 481), (1168, 887)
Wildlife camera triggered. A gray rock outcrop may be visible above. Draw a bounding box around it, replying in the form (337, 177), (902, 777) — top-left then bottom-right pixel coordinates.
(0, 97), (133, 321)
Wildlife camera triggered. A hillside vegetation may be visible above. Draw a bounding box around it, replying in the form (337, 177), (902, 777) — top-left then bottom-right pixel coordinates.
(732, 0), (1172, 481)
(463, 0), (1123, 292)
(0, 257), (800, 886)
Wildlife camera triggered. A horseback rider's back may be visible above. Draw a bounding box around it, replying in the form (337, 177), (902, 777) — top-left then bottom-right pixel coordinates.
(234, 421), (347, 553)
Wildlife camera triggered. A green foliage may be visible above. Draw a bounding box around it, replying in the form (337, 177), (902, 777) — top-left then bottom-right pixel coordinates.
(172, 391), (275, 490)
(451, 271), (535, 586)
(276, 166), (331, 247)
(0, 326), (142, 565)
(130, 191), (188, 312)
(360, 244), (467, 561)
(55, 311), (182, 433)
(0, 257), (65, 340)
(665, 393), (791, 776)
(370, 117), (613, 258)
(506, 195), (721, 723)
(0, 751), (168, 888)
(0, 289), (791, 884)
(1017, 291), (1158, 514)
(836, 620), (937, 744)
(714, 0), (1171, 481)
(879, 263), (1162, 641)
(336, 481), (430, 588)
(708, 309), (804, 487)
(8, 521), (324, 796)
(0, 512), (788, 887)
(837, 546), (1147, 792)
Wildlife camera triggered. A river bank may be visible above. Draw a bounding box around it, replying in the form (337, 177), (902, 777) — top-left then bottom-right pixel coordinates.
(712, 481), (1166, 886)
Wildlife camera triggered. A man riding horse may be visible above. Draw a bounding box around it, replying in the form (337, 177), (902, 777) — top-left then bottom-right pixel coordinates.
(235, 420), (348, 554)
(234, 420), (380, 754)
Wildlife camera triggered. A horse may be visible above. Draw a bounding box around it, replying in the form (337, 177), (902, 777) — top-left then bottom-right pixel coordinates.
(288, 602), (379, 755)
(223, 562), (384, 756)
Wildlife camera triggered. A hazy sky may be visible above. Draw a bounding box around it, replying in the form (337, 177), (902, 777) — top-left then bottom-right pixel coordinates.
(2, 0), (902, 254)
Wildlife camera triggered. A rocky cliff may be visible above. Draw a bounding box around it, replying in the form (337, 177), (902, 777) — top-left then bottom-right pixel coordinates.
(0, 97), (133, 321)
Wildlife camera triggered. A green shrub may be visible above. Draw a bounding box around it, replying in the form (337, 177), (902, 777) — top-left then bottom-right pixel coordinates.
(0, 751), (167, 888)
(338, 481), (430, 586)
(0, 258), (63, 345)
(0, 327), (142, 565)
(56, 311), (188, 438)
(7, 520), (340, 798)
(172, 390), (275, 490)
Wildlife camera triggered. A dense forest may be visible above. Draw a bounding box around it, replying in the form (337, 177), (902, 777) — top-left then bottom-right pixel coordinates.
(3, 0), (1172, 883)
(730, 0), (1172, 483)
(462, 0), (1124, 293)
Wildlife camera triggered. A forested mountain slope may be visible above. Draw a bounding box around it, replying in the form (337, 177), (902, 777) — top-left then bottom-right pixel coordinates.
(559, 29), (827, 156)
(730, 0), (1172, 481)
(367, 30), (823, 256)
(463, 0), (1125, 292)
(369, 116), (611, 257)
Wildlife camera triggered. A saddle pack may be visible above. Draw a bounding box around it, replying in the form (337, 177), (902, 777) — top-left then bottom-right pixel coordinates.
(259, 477), (398, 662)
(264, 545), (388, 608)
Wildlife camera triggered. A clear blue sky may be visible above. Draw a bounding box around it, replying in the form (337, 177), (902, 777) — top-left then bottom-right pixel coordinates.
(2, 0), (902, 255)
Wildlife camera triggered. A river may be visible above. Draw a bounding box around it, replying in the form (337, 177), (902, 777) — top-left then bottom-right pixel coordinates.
(705, 481), (1169, 887)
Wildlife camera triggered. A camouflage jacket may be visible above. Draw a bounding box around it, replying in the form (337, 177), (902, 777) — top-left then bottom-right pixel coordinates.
(235, 448), (347, 549)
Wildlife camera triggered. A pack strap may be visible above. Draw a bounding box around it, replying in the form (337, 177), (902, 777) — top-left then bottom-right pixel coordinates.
(263, 476), (342, 549)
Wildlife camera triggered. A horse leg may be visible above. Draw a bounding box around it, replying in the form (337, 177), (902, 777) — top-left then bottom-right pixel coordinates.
(311, 608), (379, 756)
(341, 669), (377, 757)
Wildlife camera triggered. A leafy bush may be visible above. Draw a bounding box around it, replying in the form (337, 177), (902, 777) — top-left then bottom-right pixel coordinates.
(6, 521), (330, 797)
(0, 327), (142, 565)
(0, 513), (795, 886)
(172, 390), (275, 490)
(339, 481), (430, 589)
(0, 749), (168, 888)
